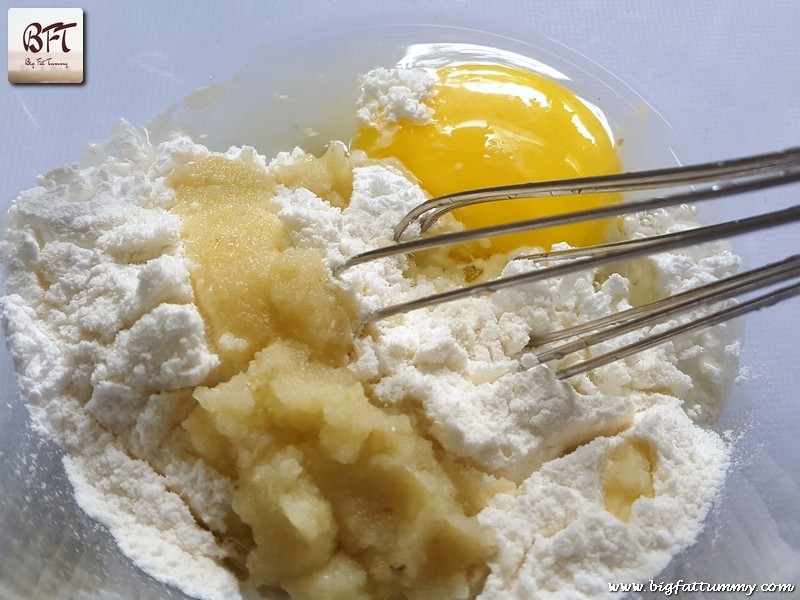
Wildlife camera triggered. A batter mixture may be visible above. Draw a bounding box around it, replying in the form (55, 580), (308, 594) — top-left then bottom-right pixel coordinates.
(0, 63), (740, 599)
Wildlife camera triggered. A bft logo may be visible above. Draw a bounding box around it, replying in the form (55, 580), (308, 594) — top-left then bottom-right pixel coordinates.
(8, 8), (84, 84)
(23, 21), (78, 54)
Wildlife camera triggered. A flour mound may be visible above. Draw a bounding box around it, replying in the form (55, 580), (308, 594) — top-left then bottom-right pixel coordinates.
(2, 118), (737, 599)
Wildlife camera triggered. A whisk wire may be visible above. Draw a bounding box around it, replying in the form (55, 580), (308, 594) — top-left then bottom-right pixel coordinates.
(365, 203), (800, 321)
(344, 157), (800, 269)
(394, 146), (800, 237)
(533, 255), (800, 349)
(536, 256), (800, 363)
(556, 280), (800, 380)
(340, 147), (800, 377)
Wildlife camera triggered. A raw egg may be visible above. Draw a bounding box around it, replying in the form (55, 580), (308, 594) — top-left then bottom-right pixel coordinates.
(353, 63), (622, 256)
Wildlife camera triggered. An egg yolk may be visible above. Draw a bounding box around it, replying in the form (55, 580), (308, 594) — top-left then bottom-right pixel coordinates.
(353, 63), (622, 256)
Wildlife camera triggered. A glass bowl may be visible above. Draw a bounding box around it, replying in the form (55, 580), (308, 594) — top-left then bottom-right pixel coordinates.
(2, 5), (799, 599)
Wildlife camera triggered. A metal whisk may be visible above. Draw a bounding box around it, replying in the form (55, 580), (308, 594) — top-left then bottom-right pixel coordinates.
(340, 148), (800, 379)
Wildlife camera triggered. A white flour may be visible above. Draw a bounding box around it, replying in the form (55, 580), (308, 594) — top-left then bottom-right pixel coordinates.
(1, 123), (239, 600)
(1, 73), (739, 599)
(356, 67), (436, 126)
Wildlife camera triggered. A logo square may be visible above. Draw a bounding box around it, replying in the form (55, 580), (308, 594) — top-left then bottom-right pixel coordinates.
(8, 7), (84, 84)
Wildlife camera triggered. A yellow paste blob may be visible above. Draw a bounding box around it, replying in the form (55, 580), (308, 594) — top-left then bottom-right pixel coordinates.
(602, 438), (656, 522)
(168, 154), (507, 599)
(168, 155), (356, 377)
(184, 340), (496, 600)
(353, 63), (622, 255)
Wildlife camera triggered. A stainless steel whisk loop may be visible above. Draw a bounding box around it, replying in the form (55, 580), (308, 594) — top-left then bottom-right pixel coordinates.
(340, 147), (800, 379)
